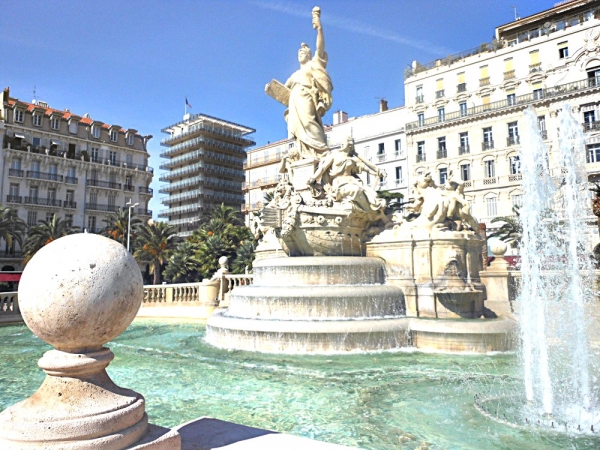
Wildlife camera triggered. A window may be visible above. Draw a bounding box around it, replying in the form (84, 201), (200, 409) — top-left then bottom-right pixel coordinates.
(416, 85), (424, 103)
(418, 113), (425, 126)
(436, 79), (444, 98)
(459, 132), (469, 150)
(27, 211), (37, 227)
(512, 194), (523, 208)
(483, 127), (493, 150)
(49, 164), (57, 177)
(91, 147), (99, 162)
(508, 121), (519, 145)
(587, 144), (600, 163)
(33, 114), (42, 127)
(67, 166), (76, 179)
(509, 155), (521, 174)
(109, 151), (117, 165)
(538, 115), (547, 138)
(65, 214), (73, 226)
(457, 72), (466, 92)
(558, 42), (569, 59)
(31, 161), (40, 174)
(437, 137), (447, 158)
(126, 153), (133, 166)
(109, 172), (117, 183)
(29, 186), (39, 200)
(90, 192), (98, 204)
(9, 184), (19, 202)
(484, 160), (495, 178)
(69, 120), (78, 134)
(126, 133), (134, 146)
(438, 107), (445, 122)
(507, 93), (516, 106)
(92, 125), (101, 139)
(459, 102), (467, 117)
(439, 167), (448, 185)
(486, 197), (498, 217)
(14, 110), (24, 123)
(482, 95), (491, 110)
(417, 141), (425, 162)
(587, 66), (600, 87)
(33, 137), (40, 148)
(108, 193), (117, 207)
(395, 166), (403, 183)
(394, 139), (402, 156)
(90, 169), (98, 181)
(584, 110), (596, 124)
(88, 216), (97, 233)
(461, 163), (471, 181)
(533, 88), (543, 100)
(48, 188), (56, 201)
(66, 190), (74, 206)
(11, 158), (21, 170)
(51, 116), (60, 130)
(377, 143), (385, 155)
(110, 130), (118, 142)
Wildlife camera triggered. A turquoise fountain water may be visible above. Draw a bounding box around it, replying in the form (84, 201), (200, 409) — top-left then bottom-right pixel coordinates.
(1, 320), (599, 449)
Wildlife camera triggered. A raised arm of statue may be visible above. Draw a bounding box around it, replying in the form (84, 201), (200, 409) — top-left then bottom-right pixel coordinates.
(312, 6), (325, 60)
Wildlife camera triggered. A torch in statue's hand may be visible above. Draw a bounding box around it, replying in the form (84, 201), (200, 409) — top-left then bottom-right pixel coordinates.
(312, 6), (321, 30)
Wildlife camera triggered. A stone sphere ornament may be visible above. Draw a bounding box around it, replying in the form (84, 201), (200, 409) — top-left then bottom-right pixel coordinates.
(489, 240), (508, 256)
(0, 233), (181, 449)
(19, 233), (143, 351)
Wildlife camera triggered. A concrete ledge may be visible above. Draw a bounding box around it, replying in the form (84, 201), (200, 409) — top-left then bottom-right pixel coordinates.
(175, 417), (360, 450)
(129, 424), (181, 449)
(0, 314), (23, 325)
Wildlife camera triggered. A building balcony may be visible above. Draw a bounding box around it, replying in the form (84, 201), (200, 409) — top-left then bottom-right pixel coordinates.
(435, 90), (445, 99)
(377, 153), (386, 162)
(160, 136), (246, 159)
(243, 153), (282, 170)
(508, 173), (522, 182)
(436, 149), (447, 159)
(6, 195), (21, 204)
(139, 186), (153, 195)
(137, 208), (152, 216)
(415, 95), (424, 104)
(24, 197), (61, 207)
(479, 77), (490, 87)
(8, 169), (24, 177)
(65, 176), (78, 184)
(584, 121), (600, 132)
(395, 179), (403, 186)
(507, 136), (520, 147)
(242, 175), (280, 191)
(393, 151), (404, 159)
(87, 179), (122, 190)
(241, 202), (263, 213)
(457, 83), (466, 93)
(63, 201), (77, 209)
(27, 171), (63, 182)
(123, 185), (135, 192)
(482, 141), (494, 151)
(504, 70), (516, 80)
(160, 121), (255, 147)
(86, 203), (120, 213)
(416, 154), (426, 163)
(406, 76), (600, 133)
(458, 145), (470, 155)
(483, 177), (497, 186)
(463, 180), (472, 188)
(541, 130), (548, 140)
(529, 63), (542, 73)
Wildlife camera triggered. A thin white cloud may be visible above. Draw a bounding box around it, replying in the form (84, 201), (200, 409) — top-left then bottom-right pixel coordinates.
(251, 0), (454, 56)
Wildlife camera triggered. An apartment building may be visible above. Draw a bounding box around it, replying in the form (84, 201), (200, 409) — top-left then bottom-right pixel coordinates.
(0, 88), (154, 267)
(243, 102), (407, 224)
(403, 0), (600, 246)
(159, 113), (255, 237)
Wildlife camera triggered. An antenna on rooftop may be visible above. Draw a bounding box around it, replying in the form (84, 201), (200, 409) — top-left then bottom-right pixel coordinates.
(510, 5), (520, 21)
(32, 86), (37, 104)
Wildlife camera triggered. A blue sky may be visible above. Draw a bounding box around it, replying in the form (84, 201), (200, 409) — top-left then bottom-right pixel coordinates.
(1, 0), (553, 216)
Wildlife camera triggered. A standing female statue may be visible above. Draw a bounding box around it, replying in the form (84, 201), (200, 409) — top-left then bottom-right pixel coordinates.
(284, 6), (333, 159)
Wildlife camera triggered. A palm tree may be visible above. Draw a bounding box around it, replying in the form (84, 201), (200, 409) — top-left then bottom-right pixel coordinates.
(201, 203), (243, 226)
(232, 240), (256, 273)
(377, 190), (407, 215)
(0, 207), (26, 251)
(133, 221), (180, 285)
(23, 215), (79, 264)
(163, 241), (202, 283)
(101, 207), (142, 247)
(489, 206), (522, 248)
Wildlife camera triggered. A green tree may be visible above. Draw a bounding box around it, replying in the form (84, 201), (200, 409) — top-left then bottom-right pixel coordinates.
(377, 190), (407, 215)
(133, 221), (180, 285)
(163, 241), (201, 283)
(101, 208), (142, 247)
(489, 206), (522, 248)
(232, 240), (257, 273)
(0, 207), (26, 250)
(201, 203), (244, 226)
(23, 215), (79, 264)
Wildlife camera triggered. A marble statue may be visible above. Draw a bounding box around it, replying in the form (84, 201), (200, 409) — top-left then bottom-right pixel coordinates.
(402, 171), (479, 233)
(308, 137), (387, 222)
(266, 6), (333, 159)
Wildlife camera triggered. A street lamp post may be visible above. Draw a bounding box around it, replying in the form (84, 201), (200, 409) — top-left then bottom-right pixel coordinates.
(126, 200), (139, 252)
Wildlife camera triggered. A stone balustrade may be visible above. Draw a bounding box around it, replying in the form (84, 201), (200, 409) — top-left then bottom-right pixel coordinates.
(0, 291), (21, 324)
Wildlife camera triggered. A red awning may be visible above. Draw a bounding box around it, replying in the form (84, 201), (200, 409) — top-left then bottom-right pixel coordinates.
(0, 274), (21, 282)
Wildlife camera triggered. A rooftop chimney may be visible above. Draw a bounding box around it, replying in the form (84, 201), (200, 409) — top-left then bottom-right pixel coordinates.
(379, 99), (388, 112)
(333, 110), (348, 125)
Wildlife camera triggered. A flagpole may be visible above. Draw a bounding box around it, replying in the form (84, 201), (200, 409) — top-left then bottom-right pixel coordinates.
(184, 97), (187, 116)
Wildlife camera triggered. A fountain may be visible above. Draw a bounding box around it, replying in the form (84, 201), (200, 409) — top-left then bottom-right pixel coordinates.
(206, 6), (516, 354)
(506, 105), (599, 430)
